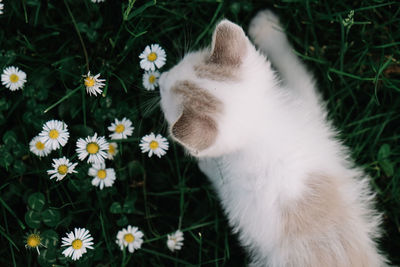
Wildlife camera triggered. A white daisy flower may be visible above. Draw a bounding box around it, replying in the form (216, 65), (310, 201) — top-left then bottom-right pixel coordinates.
(25, 230), (45, 255)
(29, 136), (51, 157)
(167, 230), (184, 252)
(107, 117), (134, 140)
(107, 142), (118, 160)
(116, 225), (144, 253)
(142, 70), (160, 91)
(61, 228), (94, 261)
(47, 156), (78, 181)
(83, 71), (105, 96)
(38, 120), (69, 151)
(88, 162), (116, 190)
(76, 133), (109, 165)
(139, 132), (169, 158)
(91, 0), (105, 3)
(1, 66), (27, 91)
(139, 44), (166, 71)
(0, 1), (4, 15)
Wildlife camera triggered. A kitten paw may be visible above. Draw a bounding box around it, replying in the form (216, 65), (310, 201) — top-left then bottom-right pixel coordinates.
(248, 10), (286, 51)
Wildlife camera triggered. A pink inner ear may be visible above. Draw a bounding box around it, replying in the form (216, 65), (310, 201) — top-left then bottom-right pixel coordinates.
(208, 20), (248, 66)
(170, 80), (222, 152)
(171, 109), (218, 152)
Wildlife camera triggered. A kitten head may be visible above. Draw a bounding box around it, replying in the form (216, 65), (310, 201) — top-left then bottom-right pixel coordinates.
(160, 19), (275, 157)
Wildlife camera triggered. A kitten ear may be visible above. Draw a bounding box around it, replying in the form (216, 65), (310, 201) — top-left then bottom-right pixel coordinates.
(208, 19), (248, 66)
(170, 81), (221, 153)
(171, 108), (218, 153)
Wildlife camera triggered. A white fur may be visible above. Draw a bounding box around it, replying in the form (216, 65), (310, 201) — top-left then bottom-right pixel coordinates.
(159, 10), (387, 267)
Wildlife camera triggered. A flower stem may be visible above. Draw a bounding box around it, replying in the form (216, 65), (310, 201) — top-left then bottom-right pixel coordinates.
(63, 0), (90, 73)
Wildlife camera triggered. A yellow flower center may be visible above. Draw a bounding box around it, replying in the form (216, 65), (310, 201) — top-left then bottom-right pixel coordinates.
(35, 141), (45, 150)
(147, 52), (157, 62)
(10, 74), (20, 83)
(87, 143), (99, 154)
(49, 129), (59, 139)
(26, 234), (41, 248)
(149, 140), (159, 150)
(58, 165), (68, 175)
(148, 75), (156, 84)
(109, 144), (115, 155)
(124, 233), (135, 243)
(84, 77), (95, 87)
(115, 124), (125, 133)
(72, 239), (83, 250)
(97, 169), (107, 179)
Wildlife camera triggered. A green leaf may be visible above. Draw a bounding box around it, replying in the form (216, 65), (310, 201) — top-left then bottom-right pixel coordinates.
(0, 112), (5, 126)
(378, 144), (394, 177)
(125, 1), (156, 21)
(25, 210), (41, 228)
(2, 130), (18, 145)
(378, 143), (390, 160)
(30, 67), (56, 91)
(0, 149), (13, 168)
(41, 229), (59, 248)
(28, 192), (46, 211)
(122, 201), (135, 214)
(128, 160), (144, 178)
(68, 178), (92, 192)
(70, 124), (94, 138)
(380, 160), (394, 177)
(12, 160), (27, 174)
(41, 208), (61, 227)
(109, 202), (122, 214)
(117, 215), (128, 227)
(38, 247), (57, 266)
(11, 143), (26, 158)
(123, 194), (137, 214)
(0, 98), (10, 111)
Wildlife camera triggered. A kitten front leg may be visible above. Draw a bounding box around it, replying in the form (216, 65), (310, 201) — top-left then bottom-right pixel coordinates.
(248, 10), (324, 117)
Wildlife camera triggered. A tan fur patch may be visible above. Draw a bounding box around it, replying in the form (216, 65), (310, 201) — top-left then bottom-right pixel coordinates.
(281, 174), (345, 237)
(194, 64), (236, 81)
(280, 174), (372, 267)
(171, 81), (222, 151)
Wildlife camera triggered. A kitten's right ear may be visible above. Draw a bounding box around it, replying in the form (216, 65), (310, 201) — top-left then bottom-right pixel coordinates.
(208, 19), (248, 66)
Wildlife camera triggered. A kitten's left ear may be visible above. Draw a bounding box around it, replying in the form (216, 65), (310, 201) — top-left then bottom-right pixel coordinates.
(208, 19), (249, 66)
(170, 81), (222, 154)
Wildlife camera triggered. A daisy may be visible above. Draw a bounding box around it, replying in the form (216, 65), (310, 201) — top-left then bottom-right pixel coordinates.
(61, 228), (94, 261)
(88, 162), (116, 190)
(139, 44), (166, 71)
(0, 1), (4, 15)
(91, 0), (105, 2)
(107, 117), (134, 140)
(116, 225), (144, 253)
(25, 230), (45, 255)
(167, 230), (184, 252)
(107, 142), (118, 160)
(29, 136), (51, 157)
(76, 133), (109, 165)
(83, 71), (105, 96)
(1, 66), (27, 91)
(38, 120), (69, 151)
(139, 133), (169, 158)
(142, 70), (160, 91)
(47, 156), (78, 181)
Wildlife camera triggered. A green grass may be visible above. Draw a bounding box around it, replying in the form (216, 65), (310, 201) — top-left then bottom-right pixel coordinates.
(0, 0), (399, 266)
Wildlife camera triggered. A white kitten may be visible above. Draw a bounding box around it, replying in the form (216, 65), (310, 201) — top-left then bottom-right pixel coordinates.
(159, 10), (388, 267)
